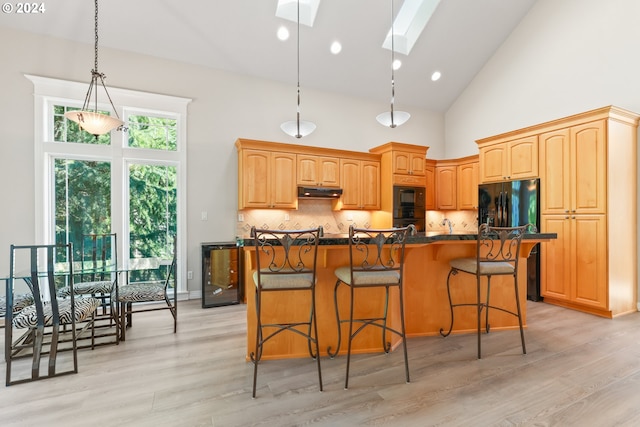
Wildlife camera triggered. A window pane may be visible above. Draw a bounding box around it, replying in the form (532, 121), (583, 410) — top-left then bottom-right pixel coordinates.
(128, 164), (177, 283)
(54, 105), (111, 144)
(54, 158), (112, 261)
(128, 115), (177, 150)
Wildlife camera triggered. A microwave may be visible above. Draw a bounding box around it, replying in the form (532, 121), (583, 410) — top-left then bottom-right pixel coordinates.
(393, 186), (426, 209)
(393, 186), (426, 230)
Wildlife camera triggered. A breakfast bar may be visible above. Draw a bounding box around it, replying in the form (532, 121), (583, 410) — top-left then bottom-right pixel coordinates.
(242, 231), (555, 360)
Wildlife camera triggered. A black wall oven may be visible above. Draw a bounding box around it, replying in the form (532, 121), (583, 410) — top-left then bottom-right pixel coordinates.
(393, 186), (425, 231)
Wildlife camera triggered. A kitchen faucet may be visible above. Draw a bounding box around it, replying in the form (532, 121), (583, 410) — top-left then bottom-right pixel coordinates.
(440, 218), (453, 234)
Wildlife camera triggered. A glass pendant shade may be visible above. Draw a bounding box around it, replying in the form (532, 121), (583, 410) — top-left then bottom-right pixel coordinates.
(64, 110), (125, 137)
(281, 118), (316, 138)
(376, 110), (410, 128)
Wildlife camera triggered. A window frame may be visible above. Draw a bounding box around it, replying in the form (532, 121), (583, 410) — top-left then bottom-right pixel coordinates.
(26, 74), (191, 296)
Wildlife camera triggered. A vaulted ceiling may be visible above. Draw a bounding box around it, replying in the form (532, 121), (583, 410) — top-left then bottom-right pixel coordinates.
(0, 0), (537, 112)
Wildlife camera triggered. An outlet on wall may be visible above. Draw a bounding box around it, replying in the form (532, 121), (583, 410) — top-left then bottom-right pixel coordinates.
(187, 270), (193, 280)
(284, 213), (290, 221)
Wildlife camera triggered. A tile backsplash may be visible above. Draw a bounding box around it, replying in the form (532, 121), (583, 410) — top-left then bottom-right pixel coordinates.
(236, 199), (372, 237)
(237, 200), (478, 237)
(425, 210), (478, 233)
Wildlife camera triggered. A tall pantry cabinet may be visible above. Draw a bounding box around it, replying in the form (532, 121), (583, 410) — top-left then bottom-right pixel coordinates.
(538, 107), (639, 318)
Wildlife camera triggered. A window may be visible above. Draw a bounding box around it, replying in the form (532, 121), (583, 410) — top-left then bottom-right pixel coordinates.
(27, 74), (191, 295)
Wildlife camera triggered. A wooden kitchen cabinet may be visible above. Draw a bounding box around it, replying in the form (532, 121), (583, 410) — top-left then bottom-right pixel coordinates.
(432, 156), (478, 211)
(541, 214), (607, 311)
(339, 158), (380, 210)
(540, 121), (606, 215)
(392, 150), (425, 176)
(478, 135), (538, 183)
(425, 160), (436, 210)
(238, 149), (297, 209)
(478, 106), (639, 318)
(296, 154), (340, 187)
(457, 159), (479, 210)
(435, 165), (456, 210)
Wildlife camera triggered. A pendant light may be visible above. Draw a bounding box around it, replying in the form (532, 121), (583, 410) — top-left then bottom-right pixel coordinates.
(376, 0), (410, 128)
(281, 0), (316, 138)
(64, 0), (125, 138)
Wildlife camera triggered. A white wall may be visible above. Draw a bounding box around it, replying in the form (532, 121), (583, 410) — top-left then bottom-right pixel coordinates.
(445, 0), (640, 156)
(0, 26), (444, 294)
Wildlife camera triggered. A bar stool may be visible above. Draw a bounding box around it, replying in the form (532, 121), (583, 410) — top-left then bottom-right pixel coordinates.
(249, 226), (323, 398)
(328, 224), (415, 389)
(439, 223), (532, 359)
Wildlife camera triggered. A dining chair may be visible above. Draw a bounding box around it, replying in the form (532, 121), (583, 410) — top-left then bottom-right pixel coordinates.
(5, 243), (101, 386)
(328, 224), (415, 389)
(115, 238), (177, 341)
(57, 233), (119, 346)
(250, 226), (323, 398)
(439, 223), (533, 359)
(0, 293), (35, 327)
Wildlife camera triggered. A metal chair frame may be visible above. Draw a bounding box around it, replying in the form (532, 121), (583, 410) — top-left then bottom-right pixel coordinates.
(250, 226), (323, 398)
(328, 224), (415, 389)
(5, 243), (98, 386)
(74, 233), (119, 346)
(440, 223), (533, 359)
(115, 239), (177, 342)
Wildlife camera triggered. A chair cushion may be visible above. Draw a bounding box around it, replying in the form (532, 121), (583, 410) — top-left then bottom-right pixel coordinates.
(117, 283), (166, 303)
(253, 271), (314, 289)
(12, 297), (101, 329)
(450, 257), (515, 275)
(58, 280), (113, 297)
(335, 266), (400, 286)
(0, 294), (35, 317)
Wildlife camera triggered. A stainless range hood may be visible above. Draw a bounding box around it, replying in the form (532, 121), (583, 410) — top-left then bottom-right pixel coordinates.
(297, 186), (343, 199)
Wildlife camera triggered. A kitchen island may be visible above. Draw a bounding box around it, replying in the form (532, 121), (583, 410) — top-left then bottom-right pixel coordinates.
(241, 231), (555, 360)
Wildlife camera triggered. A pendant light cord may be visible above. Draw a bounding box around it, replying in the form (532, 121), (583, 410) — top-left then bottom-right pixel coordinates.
(295, 0), (301, 136)
(389, 0), (396, 127)
(94, 0), (99, 73)
(85, 0), (121, 120)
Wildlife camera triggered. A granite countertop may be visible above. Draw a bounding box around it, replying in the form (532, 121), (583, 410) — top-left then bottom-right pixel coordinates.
(318, 231), (555, 246)
(241, 231), (557, 246)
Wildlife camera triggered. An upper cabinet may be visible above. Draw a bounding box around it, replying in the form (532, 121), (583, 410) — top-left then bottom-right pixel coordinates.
(425, 160), (436, 210)
(457, 159), (479, 210)
(370, 142), (428, 187)
(477, 135), (538, 183)
(236, 139), (380, 211)
(435, 165), (457, 210)
(297, 154), (340, 187)
(392, 150), (426, 176)
(339, 158), (380, 210)
(238, 148), (297, 209)
(540, 121), (606, 215)
(433, 156), (479, 211)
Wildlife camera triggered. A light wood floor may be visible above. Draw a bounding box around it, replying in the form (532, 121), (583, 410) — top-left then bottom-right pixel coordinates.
(2, 299), (640, 427)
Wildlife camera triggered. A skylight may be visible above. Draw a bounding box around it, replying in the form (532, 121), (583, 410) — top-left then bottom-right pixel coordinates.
(275, 0), (321, 27)
(383, 0), (441, 55)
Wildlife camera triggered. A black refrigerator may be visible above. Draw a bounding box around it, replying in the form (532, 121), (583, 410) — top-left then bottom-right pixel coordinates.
(478, 179), (542, 301)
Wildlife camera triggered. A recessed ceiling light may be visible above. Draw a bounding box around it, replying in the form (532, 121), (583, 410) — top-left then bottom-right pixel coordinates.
(431, 71), (441, 81)
(277, 26), (290, 41)
(393, 59), (402, 71)
(330, 41), (342, 54)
